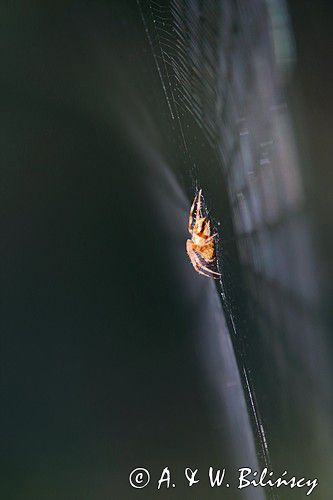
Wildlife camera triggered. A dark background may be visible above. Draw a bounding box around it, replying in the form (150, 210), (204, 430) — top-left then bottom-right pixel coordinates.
(1, 1), (332, 499)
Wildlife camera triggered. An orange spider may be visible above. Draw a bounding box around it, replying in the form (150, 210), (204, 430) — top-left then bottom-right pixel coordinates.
(186, 189), (221, 279)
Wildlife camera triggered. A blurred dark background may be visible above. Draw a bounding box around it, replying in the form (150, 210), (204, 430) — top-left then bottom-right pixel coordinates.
(1, 1), (332, 499)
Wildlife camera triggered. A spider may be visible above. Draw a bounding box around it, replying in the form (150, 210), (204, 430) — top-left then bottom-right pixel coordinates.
(186, 189), (221, 279)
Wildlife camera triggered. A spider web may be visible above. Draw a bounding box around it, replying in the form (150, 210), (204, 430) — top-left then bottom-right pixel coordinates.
(137, 0), (332, 497)
(137, 0), (273, 489)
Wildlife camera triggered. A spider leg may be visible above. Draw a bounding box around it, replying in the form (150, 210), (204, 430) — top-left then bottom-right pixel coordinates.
(196, 188), (203, 220)
(193, 260), (217, 279)
(188, 193), (197, 234)
(187, 242), (217, 279)
(192, 250), (221, 277)
(187, 241), (221, 278)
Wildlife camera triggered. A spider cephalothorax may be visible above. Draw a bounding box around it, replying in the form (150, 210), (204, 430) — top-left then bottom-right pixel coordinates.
(186, 189), (221, 279)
